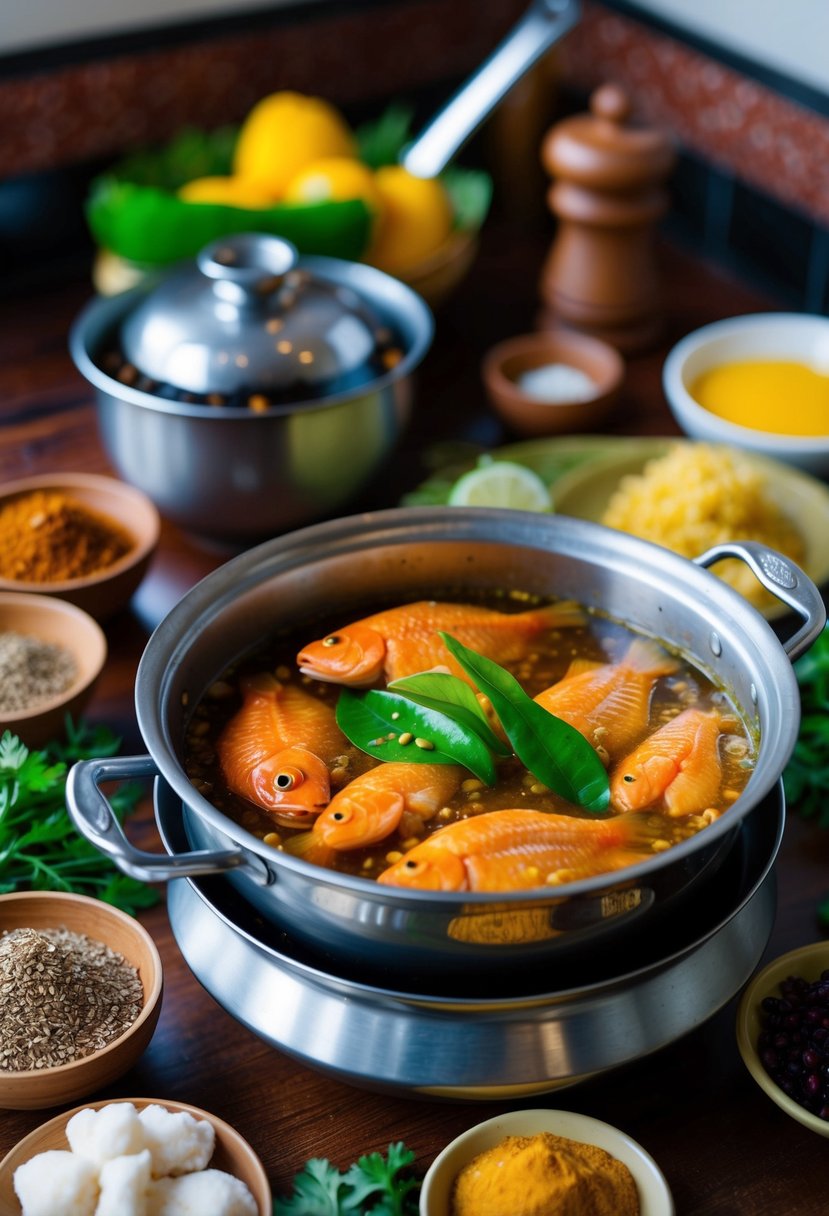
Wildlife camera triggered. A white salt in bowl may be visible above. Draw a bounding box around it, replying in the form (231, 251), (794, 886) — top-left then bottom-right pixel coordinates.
(0, 891), (162, 1111)
(0, 1097), (272, 1216)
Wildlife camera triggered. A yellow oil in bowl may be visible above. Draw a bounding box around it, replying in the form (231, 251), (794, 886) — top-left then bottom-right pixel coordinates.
(690, 360), (829, 437)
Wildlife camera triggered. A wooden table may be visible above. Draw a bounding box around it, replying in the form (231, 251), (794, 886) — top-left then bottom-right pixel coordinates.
(2, 225), (829, 1215)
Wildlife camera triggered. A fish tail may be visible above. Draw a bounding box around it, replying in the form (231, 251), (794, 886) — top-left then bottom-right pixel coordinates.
(611, 810), (667, 856)
(623, 638), (680, 677)
(532, 600), (586, 629)
(282, 830), (335, 868)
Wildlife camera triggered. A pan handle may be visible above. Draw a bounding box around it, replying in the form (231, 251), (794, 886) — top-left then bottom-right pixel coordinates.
(694, 541), (826, 661)
(402, 0), (580, 179)
(66, 755), (272, 886)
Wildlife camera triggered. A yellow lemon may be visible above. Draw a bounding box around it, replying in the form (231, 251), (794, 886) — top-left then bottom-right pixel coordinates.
(283, 156), (381, 213)
(233, 91), (357, 197)
(366, 166), (454, 274)
(177, 176), (276, 208)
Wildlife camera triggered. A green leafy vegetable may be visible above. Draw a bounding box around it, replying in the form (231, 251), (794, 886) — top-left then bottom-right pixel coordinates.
(356, 104), (416, 168)
(440, 633), (610, 812)
(275, 1142), (419, 1215)
(335, 689), (497, 785)
(0, 721), (158, 915)
(388, 670), (510, 755)
(784, 625), (829, 827)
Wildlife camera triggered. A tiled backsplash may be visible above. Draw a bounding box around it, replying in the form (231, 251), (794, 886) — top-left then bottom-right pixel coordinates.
(2, 0), (829, 306)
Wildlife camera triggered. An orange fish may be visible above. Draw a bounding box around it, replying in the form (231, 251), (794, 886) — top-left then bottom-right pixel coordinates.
(377, 807), (653, 892)
(216, 673), (345, 825)
(296, 599), (584, 687)
(534, 638), (679, 760)
(610, 708), (726, 817)
(285, 762), (465, 863)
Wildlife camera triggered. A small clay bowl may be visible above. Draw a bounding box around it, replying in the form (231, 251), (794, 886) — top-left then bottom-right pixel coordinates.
(0, 1097), (272, 1216)
(0, 472), (160, 622)
(0, 891), (163, 1111)
(420, 1108), (673, 1216)
(737, 941), (829, 1136)
(0, 592), (107, 749)
(482, 330), (625, 437)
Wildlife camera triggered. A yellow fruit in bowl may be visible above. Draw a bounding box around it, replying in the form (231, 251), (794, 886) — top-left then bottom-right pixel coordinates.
(177, 176), (277, 208)
(233, 91), (357, 197)
(366, 166), (454, 275)
(283, 156), (381, 211)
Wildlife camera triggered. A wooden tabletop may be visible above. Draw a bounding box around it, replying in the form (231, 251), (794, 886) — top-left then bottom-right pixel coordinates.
(2, 224), (829, 1215)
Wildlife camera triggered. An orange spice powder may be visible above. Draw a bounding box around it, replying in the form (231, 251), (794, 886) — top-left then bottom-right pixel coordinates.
(0, 490), (133, 583)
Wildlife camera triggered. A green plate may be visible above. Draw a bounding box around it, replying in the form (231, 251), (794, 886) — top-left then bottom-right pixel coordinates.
(405, 435), (829, 621)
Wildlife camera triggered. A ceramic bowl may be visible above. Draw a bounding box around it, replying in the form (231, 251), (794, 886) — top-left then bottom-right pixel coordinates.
(0, 1097), (272, 1215)
(481, 329), (625, 437)
(736, 941), (829, 1136)
(0, 592), (107, 749)
(420, 1108), (673, 1216)
(0, 472), (160, 622)
(0, 891), (163, 1111)
(662, 312), (829, 475)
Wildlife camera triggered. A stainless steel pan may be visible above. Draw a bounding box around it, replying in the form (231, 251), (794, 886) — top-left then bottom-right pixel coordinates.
(66, 508), (824, 976)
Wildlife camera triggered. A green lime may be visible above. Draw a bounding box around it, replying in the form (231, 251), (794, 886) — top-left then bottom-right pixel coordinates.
(447, 460), (552, 511)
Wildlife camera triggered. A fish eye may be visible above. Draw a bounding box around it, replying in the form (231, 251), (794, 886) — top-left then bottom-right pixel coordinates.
(322, 635), (342, 648)
(332, 811), (345, 821)
(404, 860), (418, 870)
(623, 774), (635, 783)
(276, 769), (304, 790)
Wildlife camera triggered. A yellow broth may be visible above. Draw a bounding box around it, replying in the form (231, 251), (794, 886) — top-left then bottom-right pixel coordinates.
(182, 590), (756, 882)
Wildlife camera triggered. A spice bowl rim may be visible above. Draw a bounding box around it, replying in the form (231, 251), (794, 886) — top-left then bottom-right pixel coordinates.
(419, 1107), (674, 1216)
(0, 591), (107, 728)
(662, 311), (829, 473)
(736, 940), (829, 1136)
(481, 328), (624, 437)
(0, 471), (161, 595)
(0, 891), (162, 1104)
(0, 1095), (272, 1216)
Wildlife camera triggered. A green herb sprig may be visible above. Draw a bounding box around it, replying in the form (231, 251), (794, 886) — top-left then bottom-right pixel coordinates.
(275, 1142), (419, 1215)
(0, 720), (158, 915)
(335, 634), (610, 812)
(784, 625), (829, 827)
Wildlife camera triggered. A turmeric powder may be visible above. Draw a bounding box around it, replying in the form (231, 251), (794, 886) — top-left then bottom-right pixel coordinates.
(0, 490), (132, 583)
(451, 1132), (640, 1216)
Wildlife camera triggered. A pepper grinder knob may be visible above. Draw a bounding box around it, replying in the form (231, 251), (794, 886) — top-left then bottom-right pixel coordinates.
(538, 83), (675, 352)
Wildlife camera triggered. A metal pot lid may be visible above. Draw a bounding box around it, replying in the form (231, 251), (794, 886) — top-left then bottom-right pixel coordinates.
(119, 233), (393, 398)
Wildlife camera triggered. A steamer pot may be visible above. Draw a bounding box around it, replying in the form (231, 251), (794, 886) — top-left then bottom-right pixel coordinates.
(67, 508), (824, 976)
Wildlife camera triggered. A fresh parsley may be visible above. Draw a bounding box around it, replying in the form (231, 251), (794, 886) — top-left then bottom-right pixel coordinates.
(0, 719), (158, 915)
(275, 1142), (420, 1216)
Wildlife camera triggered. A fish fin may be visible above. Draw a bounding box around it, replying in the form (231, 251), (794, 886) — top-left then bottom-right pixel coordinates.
(563, 657), (604, 678)
(523, 601), (585, 629)
(282, 830), (335, 868)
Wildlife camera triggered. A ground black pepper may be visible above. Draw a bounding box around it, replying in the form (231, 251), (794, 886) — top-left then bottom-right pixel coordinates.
(0, 926), (143, 1071)
(0, 631), (77, 714)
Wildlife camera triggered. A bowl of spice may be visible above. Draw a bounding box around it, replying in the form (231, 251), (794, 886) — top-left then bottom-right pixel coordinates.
(420, 1108), (673, 1216)
(0, 890), (162, 1110)
(0, 472), (160, 622)
(481, 330), (624, 438)
(0, 593), (107, 749)
(0, 1096), (271, 1215)
(736, 941), (829, 1136)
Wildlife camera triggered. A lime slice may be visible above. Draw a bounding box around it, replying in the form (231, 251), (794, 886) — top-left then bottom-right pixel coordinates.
(448, 460), (552, 511)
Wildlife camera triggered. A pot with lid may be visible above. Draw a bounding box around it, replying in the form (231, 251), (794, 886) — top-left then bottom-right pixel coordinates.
(69, 234), (433, 545)
(65, 507), (825, 979)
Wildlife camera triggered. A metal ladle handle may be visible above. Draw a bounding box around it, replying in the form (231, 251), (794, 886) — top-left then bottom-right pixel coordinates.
(402, 0), (581, 179)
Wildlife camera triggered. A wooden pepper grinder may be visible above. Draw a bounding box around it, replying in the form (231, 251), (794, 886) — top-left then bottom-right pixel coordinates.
(538, 83), (675, 352)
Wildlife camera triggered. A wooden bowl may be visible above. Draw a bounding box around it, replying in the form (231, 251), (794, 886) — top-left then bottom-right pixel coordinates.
(481, 329), (624, 437)
(0, 593), (107, 749)
(0, 1097), (272, 1215)
(0, 473), (160, 622)
(400, 229), (479, 310)
(0, 892), (163, 1111)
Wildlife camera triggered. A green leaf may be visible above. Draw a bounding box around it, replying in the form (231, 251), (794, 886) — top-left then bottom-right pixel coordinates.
(342, 1143), (419, 1215)
(356, 104), (415, 168)
(274, 1158), (345, 1216)
(335, 689), (497, 786)
(439, 633), (610, 812)
(441, 166), (493, 231)
(388, 671), (510, 756)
